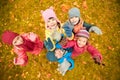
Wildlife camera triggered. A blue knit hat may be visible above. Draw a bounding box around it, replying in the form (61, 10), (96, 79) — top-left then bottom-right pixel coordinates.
(68, 7), (80, 18)
(46, 51), (58, 62)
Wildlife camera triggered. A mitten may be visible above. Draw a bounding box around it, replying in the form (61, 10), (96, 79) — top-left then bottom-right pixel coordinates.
(57, 58), (71, 76)
(44, 38), (54, 51)
(93, 55), (101, 65)
(46, 51), (58, 62)
(89, 26), (102, 35)
(63, 25), (72, 37)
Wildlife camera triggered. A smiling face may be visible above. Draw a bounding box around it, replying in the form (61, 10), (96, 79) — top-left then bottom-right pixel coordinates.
(12, 36), (24, 46)
(54, 49), (64, 59)
(77, 36), (88, 47)
(47, 17), (58, 30)
(69, 16), (79, 25)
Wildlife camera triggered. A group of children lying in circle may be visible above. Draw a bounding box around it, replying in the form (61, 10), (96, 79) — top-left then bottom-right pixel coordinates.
(1, 7), (104, 76)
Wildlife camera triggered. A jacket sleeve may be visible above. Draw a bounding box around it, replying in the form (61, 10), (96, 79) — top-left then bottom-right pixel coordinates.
(57, 52), (74, 70)
(62, 40), (75, 49)
(22, 32), (38, 42)
(45, 30), (56, 51)
(87, 44), (102, 60)
(62, 22), (74, 40)
(83, 21), (93, 31)
(14, 47), (26, 56)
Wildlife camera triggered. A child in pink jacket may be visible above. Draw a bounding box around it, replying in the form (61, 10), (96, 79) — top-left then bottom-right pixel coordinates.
(62, 30), (103, 65)
(1, 30), (43, 66)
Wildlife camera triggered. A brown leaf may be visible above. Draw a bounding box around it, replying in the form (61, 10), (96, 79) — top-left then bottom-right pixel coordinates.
(0, 42), (2, 47)
(47, 73), (51, 78)
(61, 4), (70, 12)
(107, 46), (113, 50)
(82, 0), (88, 9)
(82, 61), (87, 64)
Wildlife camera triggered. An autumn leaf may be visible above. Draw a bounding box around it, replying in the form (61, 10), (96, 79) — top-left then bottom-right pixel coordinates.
(107, 46), (112, 50)
(82, 61), (87, 64)
(47, 73), (51, 78)
(0, 42), (2, 47)
(73, 2), (80, 8)
(82, 0), (88, 9)
(61, 4), (70, 12)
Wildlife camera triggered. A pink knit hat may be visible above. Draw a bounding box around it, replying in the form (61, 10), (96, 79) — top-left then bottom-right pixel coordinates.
(41, 7), (60, 29)
(76, 30), (90, 39)
(1, 30), (19, 45)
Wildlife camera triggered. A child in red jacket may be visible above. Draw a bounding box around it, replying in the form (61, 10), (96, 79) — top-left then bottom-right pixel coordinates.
(62, 30), (103, 65)
(1, 30), (43, 66)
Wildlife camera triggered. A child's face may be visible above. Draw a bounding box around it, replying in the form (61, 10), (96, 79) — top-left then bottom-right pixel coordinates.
(55, 49), (64, 59)
(69, 16), (79, 25)
(77, 36), (88, 47)
(47, 17), (58, 29)
(12, 36), (23, 46)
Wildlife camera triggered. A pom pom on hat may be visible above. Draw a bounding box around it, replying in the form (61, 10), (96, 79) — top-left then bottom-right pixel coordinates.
(68, 7), (80, 18)
(41, 6), (60, 29)
(1, 30), (19, 45)
(76, 30), (90, 39)
(46, 51), (58, 62)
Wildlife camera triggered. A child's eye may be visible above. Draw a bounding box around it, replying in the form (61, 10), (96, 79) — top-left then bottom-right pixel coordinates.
(51, 18), (56, 21)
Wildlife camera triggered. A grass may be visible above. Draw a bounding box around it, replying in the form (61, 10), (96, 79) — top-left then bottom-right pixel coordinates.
(0, 0), (120, 80)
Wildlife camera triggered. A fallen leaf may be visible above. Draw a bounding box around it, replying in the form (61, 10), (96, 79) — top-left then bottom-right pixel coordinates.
(61, 4), (70, 12)
(0, 42), (2, 47)
(107, 46), (112, 50)
(47, 73), (51, 78)
(82, 0), (88, 9)
(82, 61), (87, 64)
(37, 72), (41, 78)
(0, 58), (2, 62)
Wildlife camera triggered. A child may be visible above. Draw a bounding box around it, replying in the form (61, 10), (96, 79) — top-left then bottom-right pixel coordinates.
(46, 41), (74, 76)
(62, 30), (103, 65)
(1, 30), (43, 66)
(41, 7), (74, 51)
(63, 7), (102, 35)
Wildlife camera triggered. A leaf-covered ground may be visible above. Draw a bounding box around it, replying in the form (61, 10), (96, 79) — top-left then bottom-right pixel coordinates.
(0, 0), (120, 80)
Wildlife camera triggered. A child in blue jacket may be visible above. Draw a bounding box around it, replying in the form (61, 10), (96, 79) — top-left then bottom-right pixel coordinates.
(62, 7), (102, 36)
(45, 38), (74, 76)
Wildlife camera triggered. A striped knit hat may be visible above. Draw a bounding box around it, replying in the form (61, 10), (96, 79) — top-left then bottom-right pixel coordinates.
(76, 30), (90, 39)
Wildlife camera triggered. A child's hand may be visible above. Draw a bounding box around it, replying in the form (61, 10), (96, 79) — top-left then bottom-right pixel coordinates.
(93, 55), (101, 65)
(44, 38), (54, 51)
(28, 32), (37, 42)
(63, 25), (72, 37)
(93, 55), (105, 66)
(57, 58), (71, 76)
(89, 26), (102, 35)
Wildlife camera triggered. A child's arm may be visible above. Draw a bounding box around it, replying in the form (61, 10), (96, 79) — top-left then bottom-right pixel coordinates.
(13, 47), (28, 66)
(83, 21), (93, 31)
(22, 32), (38, 42)
(62, 21), (74, 40)
(83, 22), (102, 35)
(87, 44), (102, 63)
(57, 58), (74, 76)
(62, 40), (75, 49)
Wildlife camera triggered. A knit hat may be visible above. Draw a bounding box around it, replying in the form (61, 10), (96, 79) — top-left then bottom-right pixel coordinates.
(41, 7), (60, 29)
(68, 7), (80, 18)
(46, 51), (58, 62)
(1, 30), (19, 45)
(76, 30), (90, 39)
